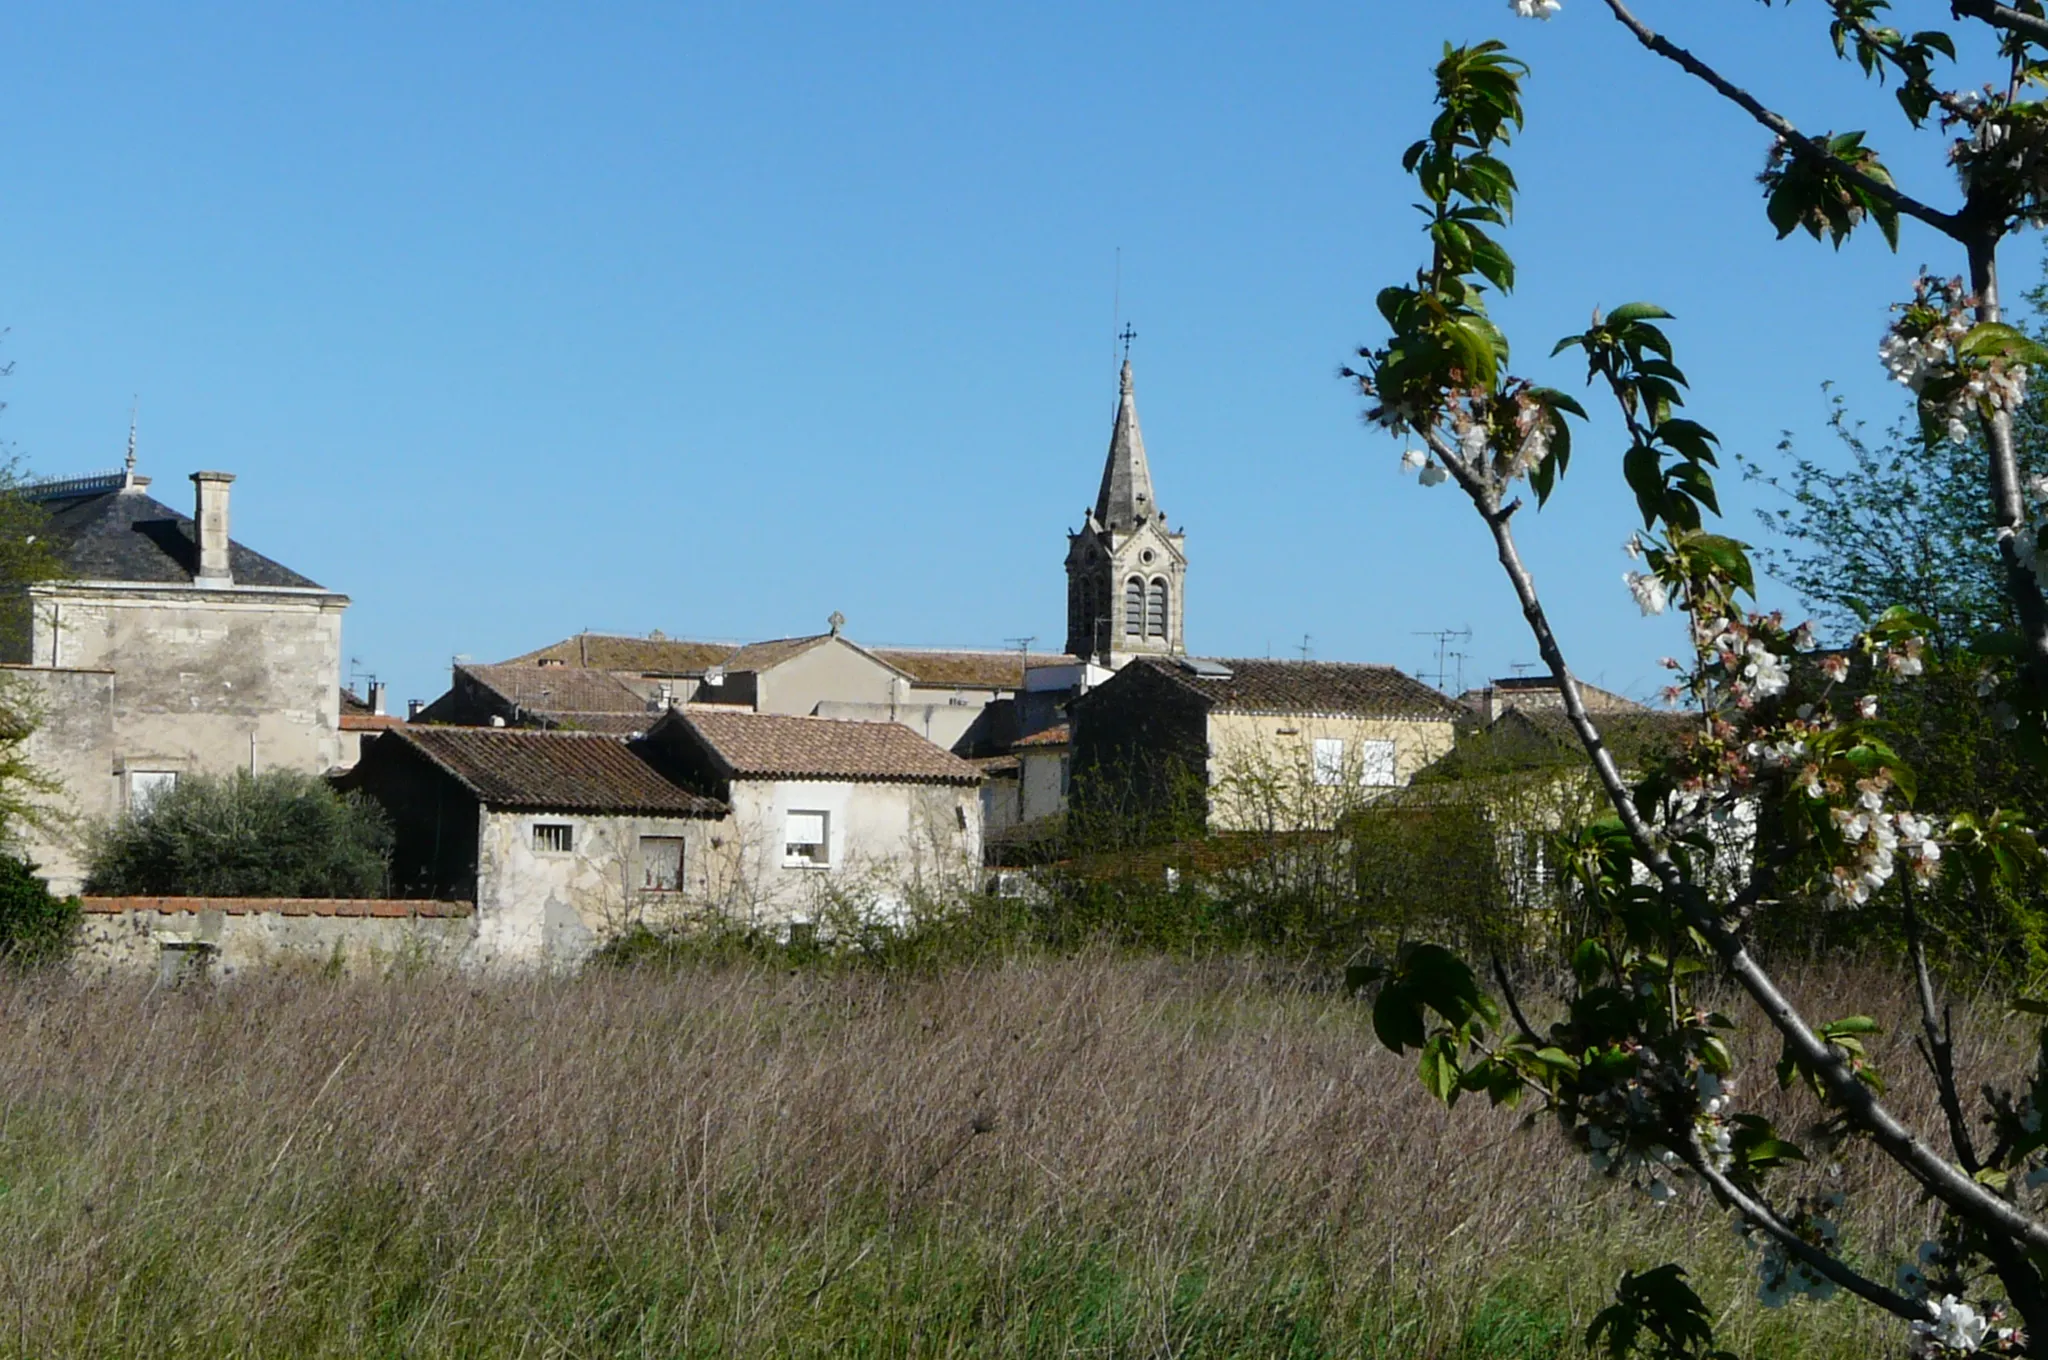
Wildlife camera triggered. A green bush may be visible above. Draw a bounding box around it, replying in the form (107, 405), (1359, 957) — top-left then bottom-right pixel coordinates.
(0, 855), (78, 966)
(85, 770), (393, 899)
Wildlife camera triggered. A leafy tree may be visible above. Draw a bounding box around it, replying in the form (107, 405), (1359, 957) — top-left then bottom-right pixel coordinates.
(86, 770), (394, 899)
(1344, 8), (2048, 1354)
(1743, 398), (2037, 651)
(0, 853), (78, 966)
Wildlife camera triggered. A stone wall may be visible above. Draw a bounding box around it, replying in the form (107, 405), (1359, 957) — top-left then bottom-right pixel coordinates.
(74, 897), (473, 979)
(9, 664), (118, 894)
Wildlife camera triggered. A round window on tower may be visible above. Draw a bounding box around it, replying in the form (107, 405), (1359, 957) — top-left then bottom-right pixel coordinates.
(1140, 549), (1155, 565)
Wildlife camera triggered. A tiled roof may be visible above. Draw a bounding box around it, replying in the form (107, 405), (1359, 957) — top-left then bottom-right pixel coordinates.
(671, 710), (982, 784)
(1138, 657), (1463, 721)
(871, 648), (1081, 689)
(390, 727), (724, 815)
(505, 633), (739, 673)
(461, 663), (652, 715)
(38, 487), (323, 589)
(1457, 677), (1646, 714)
(340, 713), (406, 733)
(1011, 722), (1070, 749)
(723, 634), (833, 671)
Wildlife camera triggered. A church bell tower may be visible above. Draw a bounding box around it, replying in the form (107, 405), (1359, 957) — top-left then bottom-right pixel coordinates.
(1064, 357), (1187, 666)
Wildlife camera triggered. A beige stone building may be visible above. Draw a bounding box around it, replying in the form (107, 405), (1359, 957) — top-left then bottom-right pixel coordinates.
(1070, 657), (1463, 836)
(7, 462), (348, 892)
(642, 708), (984, 927)
(342, 725), (727, 967)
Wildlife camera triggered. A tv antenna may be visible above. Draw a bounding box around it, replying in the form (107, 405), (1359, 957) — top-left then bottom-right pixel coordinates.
(1413, 626), (1473, 691)
(1004, 634), (1036, 664)
(1297, 633), (1314, 662)
(1508, 661), (1541, 678)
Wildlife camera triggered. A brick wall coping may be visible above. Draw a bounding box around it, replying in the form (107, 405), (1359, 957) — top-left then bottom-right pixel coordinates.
(80, 897), (473, 919)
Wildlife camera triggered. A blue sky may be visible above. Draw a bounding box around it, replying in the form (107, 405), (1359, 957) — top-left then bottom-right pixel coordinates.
(0, 1), (2023, 709)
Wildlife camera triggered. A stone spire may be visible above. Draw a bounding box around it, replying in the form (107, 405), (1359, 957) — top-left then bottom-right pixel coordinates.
(1092, 360), (1159, 531)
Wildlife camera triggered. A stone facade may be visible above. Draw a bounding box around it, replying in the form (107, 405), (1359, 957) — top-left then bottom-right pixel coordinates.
(9, 468), (348, 893)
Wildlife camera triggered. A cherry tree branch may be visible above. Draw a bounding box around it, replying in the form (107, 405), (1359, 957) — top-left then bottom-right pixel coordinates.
(1599, 0), (1965, 238)
(1679, 1132), (1933, 1323)
(1950, 0), (2048, 47)
(1415, 419), (2048, 1257)
(1903, 883), (1979, 1173)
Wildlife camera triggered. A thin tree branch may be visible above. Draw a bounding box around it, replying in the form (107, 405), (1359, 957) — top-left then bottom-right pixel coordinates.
(1951, 0), (2048, 47)
(1600, 0), (1965, 239)
(1681, 1132), (1933, 1323)
(1491, 953), (1544, 1046)
(1964, 241), (2048, 678)
(1903, 882), (1980, 1173)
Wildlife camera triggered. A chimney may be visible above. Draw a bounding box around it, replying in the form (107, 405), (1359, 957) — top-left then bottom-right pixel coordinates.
(368, 681), (387, 716)
(191, 472), (235, 585)
(407, 699), (425, 721)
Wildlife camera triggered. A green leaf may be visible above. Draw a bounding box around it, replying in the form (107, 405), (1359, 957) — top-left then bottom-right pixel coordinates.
(1605, 302), (1675, 325)
(1373, 981), (1425, 1054)
(1419, 1033), (1461, 1103)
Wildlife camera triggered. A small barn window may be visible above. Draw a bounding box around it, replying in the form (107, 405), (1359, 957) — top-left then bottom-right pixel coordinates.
(1146, 577), (1168, 639)
(128, 770), (179, 811)
(640, 836), (685, 891)
(533, 822), (574, 854)
(1311, 738), (1345, 787)
(1123, 576), (1144, 636)
(1359, 739), (1398, 787)
(785, 810), (830, 867)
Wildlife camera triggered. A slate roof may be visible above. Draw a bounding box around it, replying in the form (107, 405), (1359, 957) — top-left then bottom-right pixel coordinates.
(667, 710), (983, 784)
(870, 648), (1081, 689)
(1135, 657), (1464, 721)
(389, 727), (723, 815)
(37, 486), (323, 589)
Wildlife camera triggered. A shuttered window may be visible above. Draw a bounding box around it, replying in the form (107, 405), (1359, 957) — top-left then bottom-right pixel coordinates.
(1123, 577), (1144, 636)
(1146, 577), (1168, 639)
(784, 810), (829, 867)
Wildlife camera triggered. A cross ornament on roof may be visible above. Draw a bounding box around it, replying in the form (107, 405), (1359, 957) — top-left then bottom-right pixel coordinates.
(1118, 324), (1137, 364)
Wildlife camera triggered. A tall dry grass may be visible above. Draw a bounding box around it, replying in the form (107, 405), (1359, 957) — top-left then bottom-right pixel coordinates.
(0, 953), (2021, 1357)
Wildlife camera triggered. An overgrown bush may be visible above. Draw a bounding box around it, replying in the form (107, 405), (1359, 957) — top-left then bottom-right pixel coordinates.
(86, 770), (393, 899)
(0, 855), (78, 966)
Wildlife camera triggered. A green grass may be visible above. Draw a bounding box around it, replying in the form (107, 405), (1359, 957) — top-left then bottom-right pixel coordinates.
(0, 955), (1959, 1357)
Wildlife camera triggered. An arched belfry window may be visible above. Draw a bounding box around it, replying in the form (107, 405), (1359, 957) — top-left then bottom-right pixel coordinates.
(1124, 576), (1145, 637)
(1146, 577), (1169, 640)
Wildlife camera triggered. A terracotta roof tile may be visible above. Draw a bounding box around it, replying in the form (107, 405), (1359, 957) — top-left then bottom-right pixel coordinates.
(1011, 723), (1070, 749)
(871, 649), (1081, 689)
(504, 634), (739, 673)
(1138, 657), (1463, 721)
(722, 634), (832, 670)
(460, 663), (653, 715)
(391, 727), (723, 815)
(672, 710), (982, 784)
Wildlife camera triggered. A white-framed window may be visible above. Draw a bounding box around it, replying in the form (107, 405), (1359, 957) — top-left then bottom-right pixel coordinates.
(128, 770), (179, 811)
(1311, 738), (1345, 787)
(640, 836), (685, 891)
(784, 810), (829, 868)
(1359, 739), (1398, 787)
(532, 822), (575, 854)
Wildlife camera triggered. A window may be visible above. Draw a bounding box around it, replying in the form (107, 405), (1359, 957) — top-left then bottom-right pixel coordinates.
(1359, 739), (1398, 787)
(1146, 577), (1168, 639)
(1311, 738), (1345, 787)
(784, 810), (829, 867)
(640, 836), (685, 891)
(532, 822), (574, 854)
(129, 770), (178, 811)
(1123, 576), (1144, 636)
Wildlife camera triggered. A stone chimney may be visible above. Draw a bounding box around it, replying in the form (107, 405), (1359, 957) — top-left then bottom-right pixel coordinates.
(368, 681), (387, 716)
(191, 472), (235, 585)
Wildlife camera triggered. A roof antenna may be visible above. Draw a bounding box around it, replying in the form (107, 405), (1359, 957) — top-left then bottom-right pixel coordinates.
(1111, 246), (1121, 375)
(123, 397), (138, 485)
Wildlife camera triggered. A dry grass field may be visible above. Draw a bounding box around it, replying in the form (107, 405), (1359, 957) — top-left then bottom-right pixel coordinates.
(0, 952), (2020, 1357)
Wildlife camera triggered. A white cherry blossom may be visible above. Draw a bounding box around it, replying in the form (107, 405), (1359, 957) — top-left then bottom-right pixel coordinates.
(1625, 571), (1668, 616)
(1509, 0), (1561, 16)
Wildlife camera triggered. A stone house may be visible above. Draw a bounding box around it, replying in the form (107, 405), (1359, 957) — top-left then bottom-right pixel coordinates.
(641, 707), (984, 926)
(1457, 674), (1647, 724)
(435, 619), (1076, 755)
(1070, 656), (1464, 837)
(6, 462), (349, 892)
(342, 726), (726, 966)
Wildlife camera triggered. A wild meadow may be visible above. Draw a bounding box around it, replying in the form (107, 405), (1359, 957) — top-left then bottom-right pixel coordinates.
(0, 950), (2011, 1358)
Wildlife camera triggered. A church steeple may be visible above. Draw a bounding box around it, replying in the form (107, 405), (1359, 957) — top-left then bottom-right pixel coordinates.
(1065, 354), (1187, 666)
(1093, 360), (1159, 531)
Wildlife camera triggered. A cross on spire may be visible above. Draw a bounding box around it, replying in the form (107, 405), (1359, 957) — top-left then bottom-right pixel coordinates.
(1118, 324), (1137, 365)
